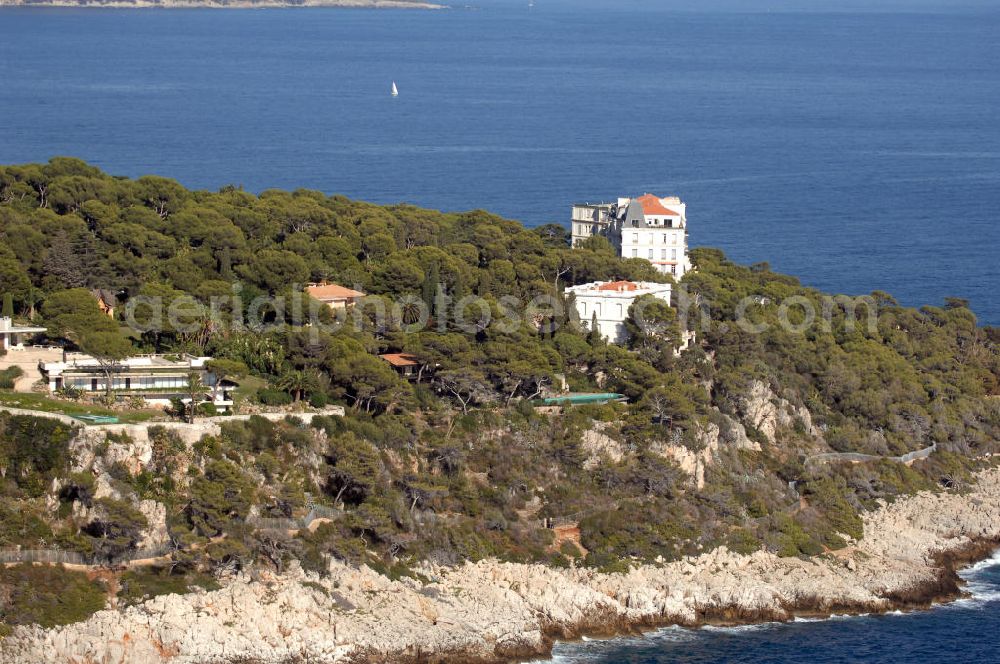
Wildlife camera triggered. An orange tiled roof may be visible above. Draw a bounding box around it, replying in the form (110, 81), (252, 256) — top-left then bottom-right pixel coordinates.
(380, 353), (420, 367)
(636, 194), (680, 217)
(597, 280), (639, 292)
(305, 283), (366, 300)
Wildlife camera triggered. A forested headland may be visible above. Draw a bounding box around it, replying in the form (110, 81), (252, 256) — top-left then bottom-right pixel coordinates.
(0, 157), (998, 631)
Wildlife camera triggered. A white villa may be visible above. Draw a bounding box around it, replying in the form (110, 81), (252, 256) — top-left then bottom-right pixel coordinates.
(0, 316), (46, 351)
(570, 194), (692, 278)
(40, 353), (235, 410)
(564, 280), (672, 345)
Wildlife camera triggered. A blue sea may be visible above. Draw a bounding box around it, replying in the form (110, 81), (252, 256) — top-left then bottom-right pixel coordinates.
(545, 550), (1000, 663)
(0, 1), (998, 323)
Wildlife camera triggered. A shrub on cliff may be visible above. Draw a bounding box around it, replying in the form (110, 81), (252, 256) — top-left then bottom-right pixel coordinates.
(0, 565), (106, 629)
(0, 413), (75, 498)
(81, 497), (150, 563)
(0, 504), (53, 548)
(0, 366), (23, 389)
(186, 460), (256, 537)
(118, 568), (219, 608)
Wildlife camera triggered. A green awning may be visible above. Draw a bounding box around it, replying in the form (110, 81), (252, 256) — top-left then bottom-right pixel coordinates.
(73, 415), (120, 425)
(540, 393), (625, 406)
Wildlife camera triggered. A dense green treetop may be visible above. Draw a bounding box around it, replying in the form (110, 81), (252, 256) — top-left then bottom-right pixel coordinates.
(0, 158), (995, 447)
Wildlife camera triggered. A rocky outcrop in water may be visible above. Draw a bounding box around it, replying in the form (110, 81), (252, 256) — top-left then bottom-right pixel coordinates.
(4, 466), (1000, 664)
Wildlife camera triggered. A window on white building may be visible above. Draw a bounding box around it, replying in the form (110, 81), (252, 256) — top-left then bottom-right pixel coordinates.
(661, 249), (666, 260)
(580, 302), (587, 316)
(632, 233), (638, 243)
(631, 248), (637, 258)
(671, 249), (677, 260)
(595, 302), (602, 316)
(648, 249), (653, 259)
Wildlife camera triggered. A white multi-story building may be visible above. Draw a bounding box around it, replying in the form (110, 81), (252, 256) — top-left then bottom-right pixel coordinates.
(570, 194), (691, 278)
(564, 280), (672, 345)
(40, 353), (235, 410)
(570, 202), (616, 247)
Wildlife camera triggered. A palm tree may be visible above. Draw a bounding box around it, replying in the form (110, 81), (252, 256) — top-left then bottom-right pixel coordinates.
(276, 369), (318, 403)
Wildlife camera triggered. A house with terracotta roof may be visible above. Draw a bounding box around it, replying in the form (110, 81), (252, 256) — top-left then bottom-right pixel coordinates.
(563, 280), (672, 344)
(91, 289), (117, 318)
(305, 283), (366, 309)
(379, 352), (421, 379)
(570, 194), (691, 278)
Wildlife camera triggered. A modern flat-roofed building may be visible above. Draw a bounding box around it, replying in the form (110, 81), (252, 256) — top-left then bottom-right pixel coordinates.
(564, 280), (672, 345)
(0, 317), (46, 351)
(39, 353), (235, 410)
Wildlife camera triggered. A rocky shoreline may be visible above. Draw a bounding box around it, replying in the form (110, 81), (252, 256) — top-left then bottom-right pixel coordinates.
(3, 465), (1000, 664)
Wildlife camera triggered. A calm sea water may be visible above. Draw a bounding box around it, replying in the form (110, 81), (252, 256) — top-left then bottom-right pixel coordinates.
(0, 2), (998, 323)
(545, 550), (1000, 664)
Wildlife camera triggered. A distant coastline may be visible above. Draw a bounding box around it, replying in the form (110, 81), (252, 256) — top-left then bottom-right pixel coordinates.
(0, 0), (446, 8)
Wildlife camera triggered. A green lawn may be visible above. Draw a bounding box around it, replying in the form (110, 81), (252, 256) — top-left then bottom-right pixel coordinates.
(0, 391), (164, 424)
(232, 374), (267, 406)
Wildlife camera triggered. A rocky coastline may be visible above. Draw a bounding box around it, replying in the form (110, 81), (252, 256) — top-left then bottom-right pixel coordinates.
(3, 465), (1000, 664)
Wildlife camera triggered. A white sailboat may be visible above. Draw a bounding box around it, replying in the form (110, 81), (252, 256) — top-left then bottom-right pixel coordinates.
(391, 81), (399, 97)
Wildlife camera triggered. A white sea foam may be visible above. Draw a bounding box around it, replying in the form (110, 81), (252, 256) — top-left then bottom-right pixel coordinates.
(792, 612), (868, 624)
(944, 547), (1000, 608)
(546, 624), (700, 662)
(650, 625), (698, 642)
(950, 581), (1000, 608)
(960, 548), (1000, 577)
(699, 622), (779, 634)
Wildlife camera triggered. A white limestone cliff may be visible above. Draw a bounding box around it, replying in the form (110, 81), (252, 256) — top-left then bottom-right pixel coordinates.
(5, 467), (1000, 664)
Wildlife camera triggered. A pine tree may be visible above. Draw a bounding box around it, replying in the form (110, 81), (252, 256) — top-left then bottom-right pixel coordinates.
(588, 312), (603, 347)
(42, 231), (87, 288)
(422, 262), (440, 317)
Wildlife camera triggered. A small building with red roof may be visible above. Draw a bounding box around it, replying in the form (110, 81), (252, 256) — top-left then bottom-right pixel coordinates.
(305, 283), (366, 309)
(379, 352), (421, 379)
